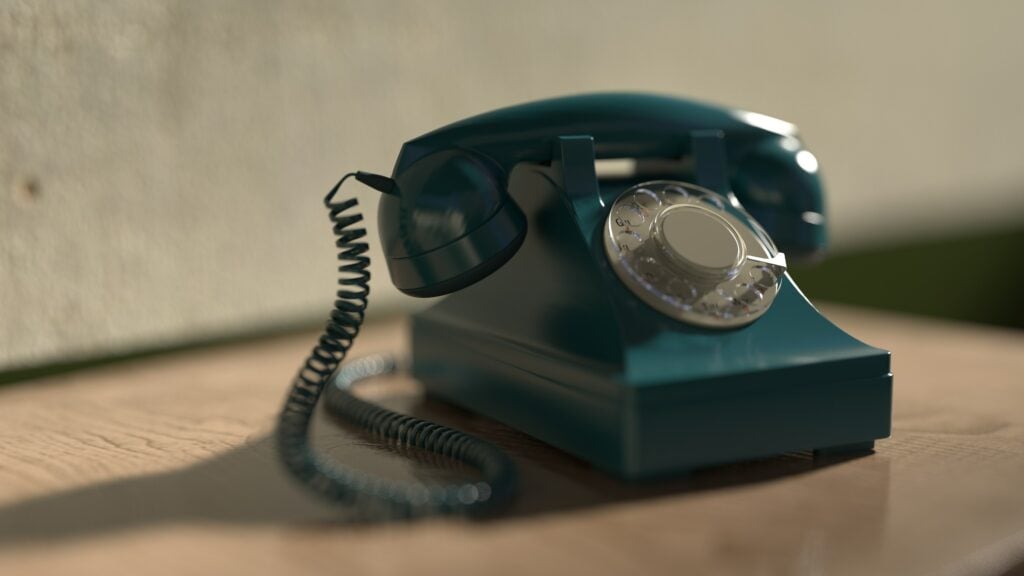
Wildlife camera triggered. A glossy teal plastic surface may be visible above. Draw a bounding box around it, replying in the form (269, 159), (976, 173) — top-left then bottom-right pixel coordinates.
(380, 93), (826, 296)
(408, 135), (891, 478)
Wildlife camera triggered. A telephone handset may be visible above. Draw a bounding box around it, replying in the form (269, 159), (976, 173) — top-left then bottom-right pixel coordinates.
(277, 94), (892, 517)
(379, 93), (824, 298)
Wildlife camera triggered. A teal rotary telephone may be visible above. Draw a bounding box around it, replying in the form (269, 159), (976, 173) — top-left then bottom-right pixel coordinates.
(277, 93), (892, 517)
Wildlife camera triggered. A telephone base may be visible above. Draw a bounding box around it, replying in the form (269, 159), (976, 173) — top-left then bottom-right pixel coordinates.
(411, 311), (892, 479)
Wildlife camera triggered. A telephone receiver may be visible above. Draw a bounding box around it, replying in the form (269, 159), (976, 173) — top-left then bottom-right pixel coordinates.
(378, 93), (825, 297)
(277, 93), (892, 517)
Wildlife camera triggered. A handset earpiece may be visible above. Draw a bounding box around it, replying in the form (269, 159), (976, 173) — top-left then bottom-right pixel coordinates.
(377, 150), (526, 297)
(731, 136), (827, 261)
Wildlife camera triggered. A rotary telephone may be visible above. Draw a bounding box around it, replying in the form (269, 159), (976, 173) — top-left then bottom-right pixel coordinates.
(276, 93), (893, 517)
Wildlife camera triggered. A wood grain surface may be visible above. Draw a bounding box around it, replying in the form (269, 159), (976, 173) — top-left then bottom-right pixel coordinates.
(0, 305), (1022, 576)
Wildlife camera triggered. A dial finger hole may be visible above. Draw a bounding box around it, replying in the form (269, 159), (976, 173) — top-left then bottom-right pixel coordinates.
(636, 256), (664, 285)
(614, 202), (646, 227)
(631, 188), (662, 210)
(699, 194), (726, 211)
(748, 264), (779, 289)
(662, 184), (692, 202)
(615, 230), (643, 252)
(666, 277), (699, 304)
(711, 288), (738, 319)
(732, 282), (764, 306)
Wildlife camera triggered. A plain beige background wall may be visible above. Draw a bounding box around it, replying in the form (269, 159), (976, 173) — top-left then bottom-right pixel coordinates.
(3, 1), (1023, 370)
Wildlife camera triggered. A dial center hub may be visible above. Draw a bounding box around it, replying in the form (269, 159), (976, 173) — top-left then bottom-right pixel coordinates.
(656, 205), (745, 278)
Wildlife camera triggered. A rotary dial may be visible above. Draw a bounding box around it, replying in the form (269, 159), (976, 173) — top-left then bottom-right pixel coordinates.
(603, 181), (786, 328)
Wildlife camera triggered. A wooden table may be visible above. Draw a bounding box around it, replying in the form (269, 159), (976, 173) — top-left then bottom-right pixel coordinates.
(1, 305), (1023, 576)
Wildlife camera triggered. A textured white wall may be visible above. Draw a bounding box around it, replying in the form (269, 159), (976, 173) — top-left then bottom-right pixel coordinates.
(3, 1), (1024, 370)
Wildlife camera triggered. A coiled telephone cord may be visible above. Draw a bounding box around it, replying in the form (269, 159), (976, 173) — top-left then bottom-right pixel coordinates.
(275, 174), (517, 518)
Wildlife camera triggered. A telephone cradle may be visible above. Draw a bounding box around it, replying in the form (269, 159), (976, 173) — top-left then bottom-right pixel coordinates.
(277, 93), (893, 513)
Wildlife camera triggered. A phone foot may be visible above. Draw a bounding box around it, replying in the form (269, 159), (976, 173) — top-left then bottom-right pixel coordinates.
(813, 441), (875, 459)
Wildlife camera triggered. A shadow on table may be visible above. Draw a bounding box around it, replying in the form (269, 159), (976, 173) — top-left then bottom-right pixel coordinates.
(0, 392), (882, 546)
